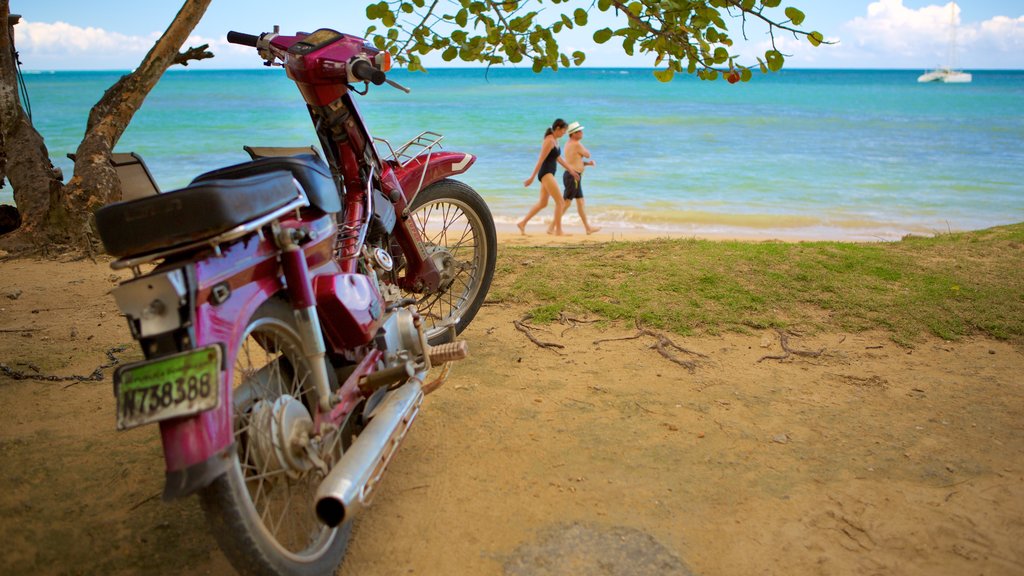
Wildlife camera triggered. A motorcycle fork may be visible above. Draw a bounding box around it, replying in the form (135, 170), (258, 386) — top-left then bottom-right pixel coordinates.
(315, 98), (441, 294)
(274, 223), (333, 413)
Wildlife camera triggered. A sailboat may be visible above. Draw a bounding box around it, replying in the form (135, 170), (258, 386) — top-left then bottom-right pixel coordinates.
(918, 4), (971, 83)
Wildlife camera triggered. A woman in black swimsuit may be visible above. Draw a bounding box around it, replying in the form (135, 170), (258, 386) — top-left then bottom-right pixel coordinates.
(519, 118), (578, 236)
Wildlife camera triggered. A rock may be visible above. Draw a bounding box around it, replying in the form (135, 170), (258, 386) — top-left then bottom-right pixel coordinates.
(4, 288), (22, 300)
(771, 433), (790, 444)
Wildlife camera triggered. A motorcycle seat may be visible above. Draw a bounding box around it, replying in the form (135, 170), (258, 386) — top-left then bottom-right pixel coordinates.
(95, 170), (305, 258)
(191, 154), (341, 215)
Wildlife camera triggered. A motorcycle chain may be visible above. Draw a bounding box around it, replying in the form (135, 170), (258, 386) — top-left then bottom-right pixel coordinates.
(0, 345), (130, 382)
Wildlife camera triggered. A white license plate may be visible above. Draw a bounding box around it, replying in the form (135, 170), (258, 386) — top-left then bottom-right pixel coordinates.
(114, 346), (221, 430)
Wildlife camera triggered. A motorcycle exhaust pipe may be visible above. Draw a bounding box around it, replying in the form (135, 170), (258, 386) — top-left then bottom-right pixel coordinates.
(315, 378), (424, 528)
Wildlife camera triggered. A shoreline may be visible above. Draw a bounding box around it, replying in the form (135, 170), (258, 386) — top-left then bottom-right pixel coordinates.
(494, 221), (896, 246)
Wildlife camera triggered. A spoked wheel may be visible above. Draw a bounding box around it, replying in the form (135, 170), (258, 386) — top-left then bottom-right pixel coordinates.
(406, 178), (497, 345)
(198, 298), (350, 576)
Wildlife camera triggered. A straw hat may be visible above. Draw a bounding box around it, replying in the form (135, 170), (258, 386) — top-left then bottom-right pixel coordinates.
(566, 121), (584, 135)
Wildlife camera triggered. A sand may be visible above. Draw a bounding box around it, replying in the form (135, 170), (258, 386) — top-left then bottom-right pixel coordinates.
(1, 241), (1022, 575)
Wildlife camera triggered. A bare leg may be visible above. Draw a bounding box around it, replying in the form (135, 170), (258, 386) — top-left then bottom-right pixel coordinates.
(517, 188), (550, 235)
(541, 175), (569, 235)
(576, 199), (601, 234)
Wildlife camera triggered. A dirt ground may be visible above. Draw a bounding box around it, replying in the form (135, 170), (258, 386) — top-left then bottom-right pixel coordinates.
(1, 250), (1022, 576)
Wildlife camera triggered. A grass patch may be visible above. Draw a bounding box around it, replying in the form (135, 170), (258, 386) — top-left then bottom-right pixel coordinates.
(490, 223), (1024, 346)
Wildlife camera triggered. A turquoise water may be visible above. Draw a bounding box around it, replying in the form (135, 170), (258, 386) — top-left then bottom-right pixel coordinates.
(9, 68), (1024, 240)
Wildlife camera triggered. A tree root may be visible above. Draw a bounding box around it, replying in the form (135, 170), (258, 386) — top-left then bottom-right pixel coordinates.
(514, 315), (565, 354)
(558, 312), (599, 337)
(594, 319), (709, 373)
(757, 328), (825, 363)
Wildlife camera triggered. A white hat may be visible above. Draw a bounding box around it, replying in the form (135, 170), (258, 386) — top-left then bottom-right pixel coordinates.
(566, 121), (584, 135)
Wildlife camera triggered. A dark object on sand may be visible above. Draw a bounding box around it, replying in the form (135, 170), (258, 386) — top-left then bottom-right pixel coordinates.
(0, 204), (21, 235)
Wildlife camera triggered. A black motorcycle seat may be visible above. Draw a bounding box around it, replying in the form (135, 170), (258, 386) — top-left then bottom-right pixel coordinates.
(95, 171), (303, 258)
(191, 154), (341, 214)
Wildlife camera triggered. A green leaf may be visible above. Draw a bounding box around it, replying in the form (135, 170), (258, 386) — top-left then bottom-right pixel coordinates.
(574, 8), (588, 26)
(765, 50), (784, 72)
(597, 0), (612, 11)
(572, 50), (586, 66)
(807, 31), (824, 47)
(593, 28), (613, 44)
(442, 47), (458, 61)
(741, 67), (753, 82)
(653, 68), (675, 82)
(713, 47), (729, 63)
(761, 0), (781, 7)
(382, 11), (396, 27)
(785, 7), (805, 26)
(456, 8), (468, 27)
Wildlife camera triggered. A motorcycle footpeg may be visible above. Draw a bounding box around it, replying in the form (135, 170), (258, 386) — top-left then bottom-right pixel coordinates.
(427, 340), (468, 365)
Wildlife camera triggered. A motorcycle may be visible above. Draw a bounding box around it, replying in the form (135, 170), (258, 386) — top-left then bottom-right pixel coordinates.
(93, 26), (496, 576)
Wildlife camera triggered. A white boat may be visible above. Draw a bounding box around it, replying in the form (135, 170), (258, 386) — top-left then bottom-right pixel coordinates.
(918, 4), (971, 83)
(917, 68), (972, 83)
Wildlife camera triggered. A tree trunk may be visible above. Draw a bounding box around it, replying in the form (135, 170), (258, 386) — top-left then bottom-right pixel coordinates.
(1, 0), (212, 253)
(0, 4), (65, 248)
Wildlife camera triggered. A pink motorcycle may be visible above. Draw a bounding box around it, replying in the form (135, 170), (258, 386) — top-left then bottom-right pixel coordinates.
(94, 27), (496, 576)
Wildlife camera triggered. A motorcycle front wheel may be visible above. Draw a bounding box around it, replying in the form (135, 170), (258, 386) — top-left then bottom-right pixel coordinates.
(406, 178), (497, 345)
(198, 298), (350, 576)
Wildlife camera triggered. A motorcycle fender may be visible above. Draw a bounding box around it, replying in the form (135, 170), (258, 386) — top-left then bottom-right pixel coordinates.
(385, 151), (475, 204)
(158, 276), (281, 500)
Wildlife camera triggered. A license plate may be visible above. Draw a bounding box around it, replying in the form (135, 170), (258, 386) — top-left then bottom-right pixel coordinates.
(114, 346), (222, 430)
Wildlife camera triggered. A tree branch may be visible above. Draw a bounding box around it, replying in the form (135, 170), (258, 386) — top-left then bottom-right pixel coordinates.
(173, 43), (213, 66)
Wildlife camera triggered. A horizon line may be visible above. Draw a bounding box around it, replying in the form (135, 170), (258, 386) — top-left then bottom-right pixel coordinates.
(22, 66), (1024, 73)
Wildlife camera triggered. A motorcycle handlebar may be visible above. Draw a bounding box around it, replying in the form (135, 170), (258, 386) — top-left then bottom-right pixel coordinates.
(226, 31), (259, 47)
(351, 59), (386, 86)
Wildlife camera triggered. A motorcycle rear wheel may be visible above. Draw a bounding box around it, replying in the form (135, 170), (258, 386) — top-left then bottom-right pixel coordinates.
(198, 298), (350, 576)
(406, 178), (497, 345)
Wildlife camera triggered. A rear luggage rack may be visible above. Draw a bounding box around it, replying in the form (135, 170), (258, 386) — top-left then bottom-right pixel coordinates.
(374, 131), (444, 167)
(374, 131), (445, 197)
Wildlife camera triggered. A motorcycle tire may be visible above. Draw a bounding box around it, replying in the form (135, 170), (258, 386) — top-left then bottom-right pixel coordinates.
(198, 298), (351, 576)
(407, 178), (497, 345)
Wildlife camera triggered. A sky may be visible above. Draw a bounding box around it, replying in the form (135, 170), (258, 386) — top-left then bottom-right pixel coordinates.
(8, 1), (1024, 71)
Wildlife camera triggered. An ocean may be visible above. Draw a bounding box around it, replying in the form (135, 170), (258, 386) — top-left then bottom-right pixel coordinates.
(8, 67), (1024, 241)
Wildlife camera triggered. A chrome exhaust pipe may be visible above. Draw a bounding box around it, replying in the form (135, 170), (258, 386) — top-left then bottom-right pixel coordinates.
(315, 378), (424, 527)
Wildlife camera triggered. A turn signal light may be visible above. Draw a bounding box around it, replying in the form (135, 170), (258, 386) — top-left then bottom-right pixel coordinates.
(375, 50), (392, 72)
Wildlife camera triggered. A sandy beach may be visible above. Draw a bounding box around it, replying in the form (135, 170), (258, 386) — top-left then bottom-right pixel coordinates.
(1, 236), (1022, 576)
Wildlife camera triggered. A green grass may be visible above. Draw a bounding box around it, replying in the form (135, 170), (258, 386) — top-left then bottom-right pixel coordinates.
(489, 223), (1024, 346)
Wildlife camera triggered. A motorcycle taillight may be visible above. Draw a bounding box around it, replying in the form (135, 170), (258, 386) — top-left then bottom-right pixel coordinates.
(112, 267), (196, 355)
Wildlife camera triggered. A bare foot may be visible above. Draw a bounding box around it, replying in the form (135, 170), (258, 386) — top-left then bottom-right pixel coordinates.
(517, 221), (527, 235)
(553, 230), (572, 236)
(586, 227), (602, 235)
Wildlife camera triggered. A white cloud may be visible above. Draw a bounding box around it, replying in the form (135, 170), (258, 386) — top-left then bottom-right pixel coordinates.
(14, 20), (158, 56)
(12, 20), (254, 70)
(834, 1), (1023, 68)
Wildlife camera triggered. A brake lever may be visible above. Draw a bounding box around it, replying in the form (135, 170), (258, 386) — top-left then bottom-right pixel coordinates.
(385, 78), (411, 94)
